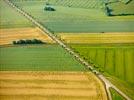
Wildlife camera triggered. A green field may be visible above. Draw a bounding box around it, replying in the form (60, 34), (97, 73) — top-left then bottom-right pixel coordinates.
(70, 44), (134, 99)
(11, 0), (134, 33)
(70, 44), (134, 83)
(0, 45), (85, 71)
(0, 0), (33, 28)
(43, 0), (105, 9)
(108, 0), (134, 15)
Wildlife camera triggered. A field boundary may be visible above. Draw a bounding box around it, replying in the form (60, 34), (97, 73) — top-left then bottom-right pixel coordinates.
(5, 0), (131, 100)
(0, 44), (56, 48)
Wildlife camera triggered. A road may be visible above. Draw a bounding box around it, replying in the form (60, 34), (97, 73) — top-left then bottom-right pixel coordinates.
(4, 0), (131, 100)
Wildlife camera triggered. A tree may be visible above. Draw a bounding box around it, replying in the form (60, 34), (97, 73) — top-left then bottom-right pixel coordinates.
(44, 6), (55, 11)
(13, 41), (17, 44)
(106, 6), (113, 16)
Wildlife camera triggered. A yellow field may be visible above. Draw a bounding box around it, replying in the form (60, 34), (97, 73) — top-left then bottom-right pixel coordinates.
(0, 71), (107, 100)
(0, 27), (55, 45)
(58, 33), (134, 44)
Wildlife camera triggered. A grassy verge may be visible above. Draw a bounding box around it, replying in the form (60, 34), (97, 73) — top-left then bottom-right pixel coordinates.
(106, 74), (134, 100)
(110, 88), (125, 100)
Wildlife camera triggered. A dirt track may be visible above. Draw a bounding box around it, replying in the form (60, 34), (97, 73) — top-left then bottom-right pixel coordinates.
(0, 71), (107, 100)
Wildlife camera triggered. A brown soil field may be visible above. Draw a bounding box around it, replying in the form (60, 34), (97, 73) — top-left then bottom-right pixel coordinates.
(0, 27), (55, 45)
(0, 71), (107, 100)
(58, 32), (134, 44)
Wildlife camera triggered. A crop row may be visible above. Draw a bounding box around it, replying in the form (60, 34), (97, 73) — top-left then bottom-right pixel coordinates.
(71, 44), (134, 83)
(0, 45), (84, 71)
(46, 0), (105, 9)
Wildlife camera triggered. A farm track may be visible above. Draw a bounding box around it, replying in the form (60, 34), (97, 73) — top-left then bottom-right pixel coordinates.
(0, 71), (107, 100)
(4, 0), (132, 100)
(0, 27), (54, 45)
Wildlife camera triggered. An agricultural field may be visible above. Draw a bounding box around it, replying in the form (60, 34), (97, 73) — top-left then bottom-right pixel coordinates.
(1, 0), (134, 100)
(0, 0), (33, 28)
(0, 45), (85, 71)
(43, 0), (105, 9)
(70, 44), (134, 83)
(58, 32), (134, 44)
(0, 27), (54, 45)
(70, 44), (134, 99)
(0, 0), (54, 45)
(11, 0), (134, 33)
(0, 71), (107, 100)
(58, 32), (134, 99)
(108, 0), (134, 15)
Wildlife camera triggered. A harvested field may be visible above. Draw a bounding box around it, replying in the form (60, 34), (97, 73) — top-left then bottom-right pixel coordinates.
(0, 27), (54, 45)
(0, 71), (107, 100)
(58, 33), (134, 44)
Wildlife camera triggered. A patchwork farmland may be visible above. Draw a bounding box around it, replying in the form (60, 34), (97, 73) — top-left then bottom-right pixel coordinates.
(59, 34), (134, 99)
(58, 32), (134, 99)
(0, 0), (108, 100)
(0, 0), (134, 100)
(11, 0), (134, 33)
